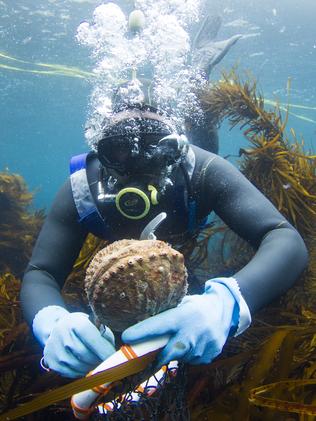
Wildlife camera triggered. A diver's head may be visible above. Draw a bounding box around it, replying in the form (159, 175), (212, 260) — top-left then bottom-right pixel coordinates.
(97, 107), (188, 178)
(96, 76), (189, 181)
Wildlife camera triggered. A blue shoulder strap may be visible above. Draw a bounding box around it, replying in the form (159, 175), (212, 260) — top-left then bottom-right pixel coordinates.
(69, 153), (111, 239)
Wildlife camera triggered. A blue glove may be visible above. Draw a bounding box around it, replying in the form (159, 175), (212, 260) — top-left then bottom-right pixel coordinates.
(32, 305), (116, 378)
(122, 278), (250, 367)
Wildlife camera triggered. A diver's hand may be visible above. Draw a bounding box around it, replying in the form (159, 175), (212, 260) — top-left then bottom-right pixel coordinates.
(33, 306), (116, 378)
(122, 279), (241, 367)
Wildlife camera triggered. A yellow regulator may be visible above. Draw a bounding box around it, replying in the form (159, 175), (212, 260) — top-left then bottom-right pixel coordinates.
(115, 185), (159, 220)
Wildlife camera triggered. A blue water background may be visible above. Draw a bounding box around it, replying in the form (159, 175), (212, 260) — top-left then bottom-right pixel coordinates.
(0, 0), (315, 210)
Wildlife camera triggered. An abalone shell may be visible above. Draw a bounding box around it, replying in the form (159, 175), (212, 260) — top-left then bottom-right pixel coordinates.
(84, 239), (188, 332)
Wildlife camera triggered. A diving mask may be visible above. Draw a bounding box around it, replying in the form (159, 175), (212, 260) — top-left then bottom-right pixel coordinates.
(97, 112), (189, 175)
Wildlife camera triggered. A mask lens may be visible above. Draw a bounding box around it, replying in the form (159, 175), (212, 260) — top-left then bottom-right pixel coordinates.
(97, 136), (134, 171)
(139, 134), (164, 152)
(98, 116), (175, 168)
(98, 134), (162, 171)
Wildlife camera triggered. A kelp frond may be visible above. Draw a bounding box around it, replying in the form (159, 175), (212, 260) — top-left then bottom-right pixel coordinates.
(0, 273), (22, 347)
(200, 70), (316, 239)
(249, 379), (316, 416)
(0, 171), (44, 355)
(0, 171), (44, 276)
(201, 69), (279, 138)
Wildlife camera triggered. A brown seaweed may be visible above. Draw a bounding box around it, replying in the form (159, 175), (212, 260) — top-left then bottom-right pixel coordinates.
(0, 171), (44, 277)
(249, 379), (316, 416)
(201, 70), (316, 238)
(186, 70), (316, 420)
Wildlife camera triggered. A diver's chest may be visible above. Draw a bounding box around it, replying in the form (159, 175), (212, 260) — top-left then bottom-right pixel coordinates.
(100, 201), (190, 242)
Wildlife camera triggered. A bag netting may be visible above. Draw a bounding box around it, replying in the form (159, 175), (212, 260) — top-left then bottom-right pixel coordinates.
(91, 363), (189, 421)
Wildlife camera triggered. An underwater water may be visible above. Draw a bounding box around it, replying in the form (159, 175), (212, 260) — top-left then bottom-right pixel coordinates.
(0, 0), (315, 208)
(0, 3), (315, 420)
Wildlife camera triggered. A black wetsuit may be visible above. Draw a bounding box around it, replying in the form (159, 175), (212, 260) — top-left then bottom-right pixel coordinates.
(20, 146), (308, 325)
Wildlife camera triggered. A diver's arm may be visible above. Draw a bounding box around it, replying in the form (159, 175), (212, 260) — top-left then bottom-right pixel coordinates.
(20, 179), (88, 325)
(203, 153), (308, 313)
(122, 151), (308, 365)
(21, 180), (116, 378)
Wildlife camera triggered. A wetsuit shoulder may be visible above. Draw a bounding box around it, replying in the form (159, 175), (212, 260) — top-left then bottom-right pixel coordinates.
(190, 147), (308, 312)
(191, 146), (287, 247)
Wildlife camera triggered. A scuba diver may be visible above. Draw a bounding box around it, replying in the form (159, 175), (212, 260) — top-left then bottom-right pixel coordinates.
(20, 79), (308, 378)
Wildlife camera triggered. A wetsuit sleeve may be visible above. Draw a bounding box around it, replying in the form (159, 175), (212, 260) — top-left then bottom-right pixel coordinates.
(202, 153), (308, 313)
(20, 179), (88, 325)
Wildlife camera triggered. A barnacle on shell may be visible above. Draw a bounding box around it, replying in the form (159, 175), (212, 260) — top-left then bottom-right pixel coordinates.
(84, 239), (188, 332)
